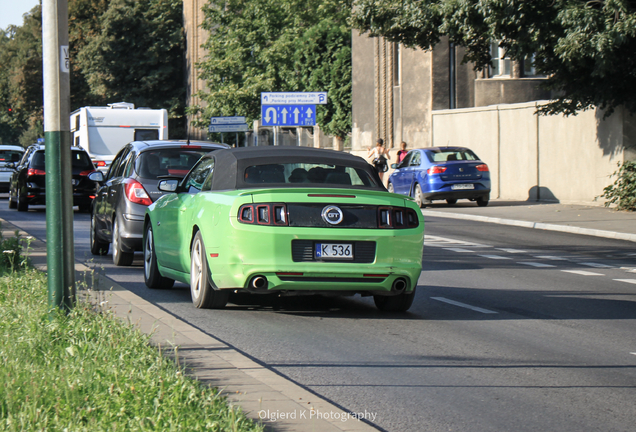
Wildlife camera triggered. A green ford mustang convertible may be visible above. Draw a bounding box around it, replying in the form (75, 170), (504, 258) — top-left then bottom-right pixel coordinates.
(143, 146), (424, 312)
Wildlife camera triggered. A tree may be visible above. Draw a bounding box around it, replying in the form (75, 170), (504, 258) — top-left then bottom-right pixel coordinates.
(352, 0), (636, 116)
(76, 0), (186, 136)
(0, 6), (43, 145)
(193, 0), (352, 138)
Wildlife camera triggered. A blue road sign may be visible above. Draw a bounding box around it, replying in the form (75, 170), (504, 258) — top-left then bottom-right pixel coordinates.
(209, 116), (246, 125)
(261, 104), (316, 126)
(261, 92), (327, 105)
(208, 124), (249, 133)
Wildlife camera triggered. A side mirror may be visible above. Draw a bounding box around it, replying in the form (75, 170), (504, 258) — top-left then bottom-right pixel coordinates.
(158, 179), (179, 192)
(88, 171), (105, 182)
(391, 163), (398, 169)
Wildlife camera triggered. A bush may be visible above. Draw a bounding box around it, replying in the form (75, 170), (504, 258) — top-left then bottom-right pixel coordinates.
(602, 161), (636, 211)
(0, 228), (27, 273)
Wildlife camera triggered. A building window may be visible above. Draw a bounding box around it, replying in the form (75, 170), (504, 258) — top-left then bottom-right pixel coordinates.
(489, 41), (510, 77)
(523, 54), (544, 77)
(393, 43), (400, 86)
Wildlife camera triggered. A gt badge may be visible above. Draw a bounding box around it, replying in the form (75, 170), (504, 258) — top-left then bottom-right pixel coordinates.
(321, 205), (343, 225)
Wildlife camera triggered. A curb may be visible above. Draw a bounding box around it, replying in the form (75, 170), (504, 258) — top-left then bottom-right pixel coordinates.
(420, 209), (636, 243)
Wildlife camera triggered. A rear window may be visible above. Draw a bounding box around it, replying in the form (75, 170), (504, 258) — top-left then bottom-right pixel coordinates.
(135, 149), (208, 179)
(72, 150), (94, 170)
(244, 163), (378, 188)
(0, 150), (23, 163)
(426, 149), (479, 162)
(31, 150), (94, 170)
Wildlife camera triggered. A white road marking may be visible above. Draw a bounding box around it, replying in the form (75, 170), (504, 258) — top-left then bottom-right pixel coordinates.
(478, 254), (512, 260)
(431, 297), (498, 314)
(424, 235), (490, 248)
(561, 270), (605, 276)
(631, 352), (636, 356)
(517, 262), (556, 268)
(614, 279), (636, 285)
(580, 262), (613, 269)
(443, 248), (475, 253)
(534, 255), (569, 261)
(496, 248), (527, 254)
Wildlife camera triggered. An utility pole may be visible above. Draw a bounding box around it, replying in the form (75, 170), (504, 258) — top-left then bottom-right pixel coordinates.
(42, 0), (75, 311)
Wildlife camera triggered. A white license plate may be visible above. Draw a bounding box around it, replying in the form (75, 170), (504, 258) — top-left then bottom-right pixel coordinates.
(451, 183), (474, 190)
(315, 243), (353, 259)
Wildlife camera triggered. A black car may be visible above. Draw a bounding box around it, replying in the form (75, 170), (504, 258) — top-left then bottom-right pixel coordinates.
(9, 144), (97, 212)
(89, 140), (228, 266)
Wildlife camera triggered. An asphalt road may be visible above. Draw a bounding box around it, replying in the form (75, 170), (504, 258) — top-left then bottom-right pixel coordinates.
(3, 199), (636, 432)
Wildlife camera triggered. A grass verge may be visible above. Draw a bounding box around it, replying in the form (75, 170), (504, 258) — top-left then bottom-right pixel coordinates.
(0, 265), (263, 431)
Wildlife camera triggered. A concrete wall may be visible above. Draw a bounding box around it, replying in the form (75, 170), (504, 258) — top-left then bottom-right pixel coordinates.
(432, 102), (628, 204)
(400, 47), (432, 148)
(351, 31), (376, 152)
(475, 78), (551, 107)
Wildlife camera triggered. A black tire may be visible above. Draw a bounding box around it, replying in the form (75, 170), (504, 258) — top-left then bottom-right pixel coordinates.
(190, 231), (229, 309)
(8, 194), (16, 209)
(144, 224), (174, 289)
(446, 198), (457, 205)
(476, 196), (489, 207)
(374, 287), (416, 312)
(78, 202), (92, 213)
(413, 184), (424, 208)
(16, 188), (28, 212)
(90, 214), (109, 256)
(387, 182), (394, 193)
(112, 216), (134, 266)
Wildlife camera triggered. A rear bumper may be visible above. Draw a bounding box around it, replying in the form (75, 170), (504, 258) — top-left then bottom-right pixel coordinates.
(205, 223), (425, 294)
(423, 188), (490, 201)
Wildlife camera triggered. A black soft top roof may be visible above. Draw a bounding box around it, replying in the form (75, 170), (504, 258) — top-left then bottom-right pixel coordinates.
(208, 146), (381, 191)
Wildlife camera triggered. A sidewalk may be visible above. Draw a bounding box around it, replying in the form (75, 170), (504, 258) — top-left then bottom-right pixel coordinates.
(420, 200), (636, 243)
(0, 217), (379, 432)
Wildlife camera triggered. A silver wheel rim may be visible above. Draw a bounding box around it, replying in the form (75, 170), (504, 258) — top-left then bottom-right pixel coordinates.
(144, 228), (153, 279)
(113, 219), (119, 261)
(90, 216), (95, 247)
(191, 238), (203, 300)
(388, 183), (394, 193)
(415, 187), (421, 205)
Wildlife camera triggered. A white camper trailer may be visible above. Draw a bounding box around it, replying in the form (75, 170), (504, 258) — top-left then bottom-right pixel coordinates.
(70, 102), (168, 170)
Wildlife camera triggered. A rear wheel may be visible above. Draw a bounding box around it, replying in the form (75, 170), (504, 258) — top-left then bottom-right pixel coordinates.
(16, 188), (28, 212)
(8, 193), (16, 209)
(413, 184), (426, 208)
(476, 196), (489, 207)
(374, 288), (416, 312)
(144, 224), (174, 289)
(90, 214), (109, 256)
(112, 216), (134, 266)
(446, 198), (457, 205)
(190, 231), (228, 309)
(387, 182), (394, 193)
(78, 202), (92, 213)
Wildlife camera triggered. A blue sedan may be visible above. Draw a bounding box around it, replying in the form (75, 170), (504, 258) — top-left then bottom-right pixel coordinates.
(387, 146), (491, 207)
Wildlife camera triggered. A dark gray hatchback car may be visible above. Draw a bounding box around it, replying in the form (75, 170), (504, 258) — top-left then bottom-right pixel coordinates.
(89, 140), (228, 266)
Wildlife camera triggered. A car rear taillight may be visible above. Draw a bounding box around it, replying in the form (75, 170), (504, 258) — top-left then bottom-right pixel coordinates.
(476, 164), (489, 172)
(378, 207), (420, 229)
(239, 203), (288, 226)
(79, 169), (96, 176)
(94, 160), (107, 167)
(124, 179), (152, 206)
(427, 166), (447, 174)
(27, 168), (46, 176)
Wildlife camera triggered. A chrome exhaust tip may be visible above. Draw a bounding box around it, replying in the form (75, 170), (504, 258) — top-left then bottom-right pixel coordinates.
(392, 278), (407, 294)
(249, 276), (268, 290)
